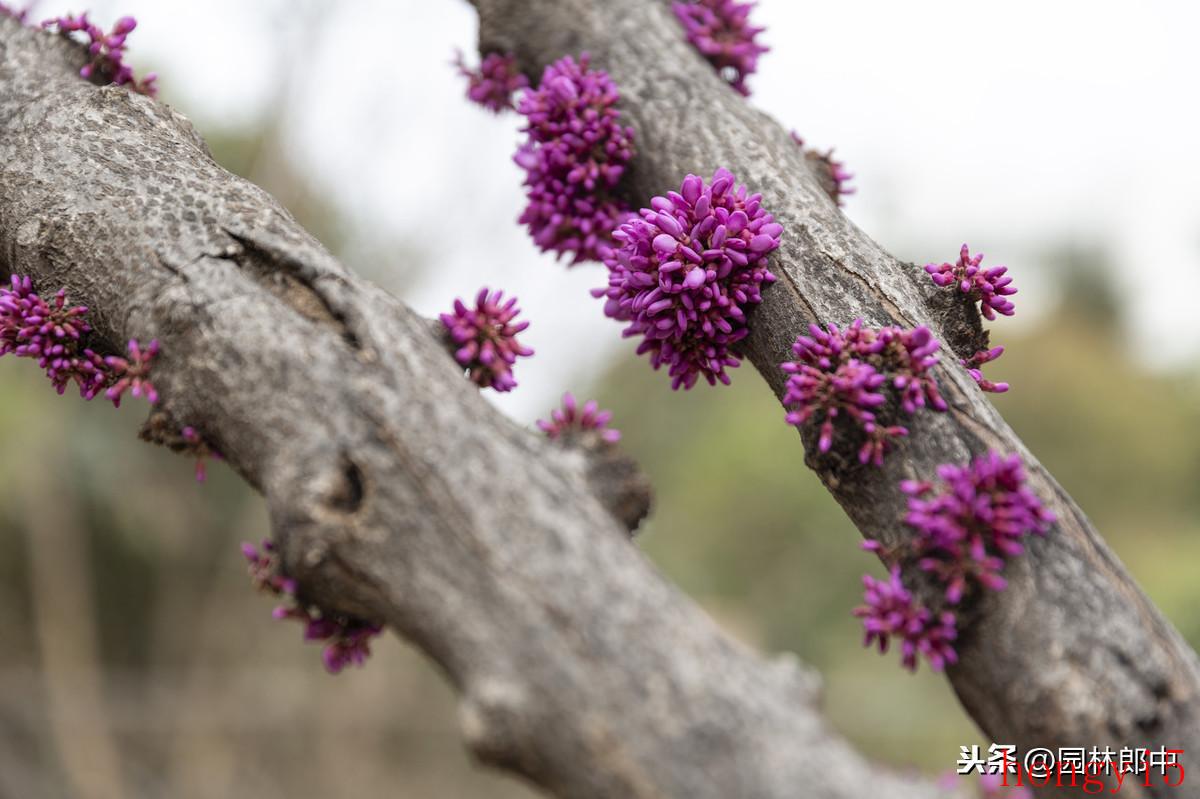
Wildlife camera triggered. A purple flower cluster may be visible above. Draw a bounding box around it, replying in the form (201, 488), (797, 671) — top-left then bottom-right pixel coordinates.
(1, 275), (161, 406)
(672, 0), (768, 96)
(594, 168), (781, 390)
(791, 134), (855, 206)
(514, 53), (636, 264)
(43, 12), (157, 96)
(537, 392), (621, 444)
(961, 345), (1009, 394)
(781, 320), (947, 465)
(104, 338), (159, 406)
(853, 566), (958, 672)
(454, 50), (528, 113)
(901, 451), (1056, 604)
(439, 288), (533, 393)
(242, 539), (384, 675)
(925, 244), (1016, 320)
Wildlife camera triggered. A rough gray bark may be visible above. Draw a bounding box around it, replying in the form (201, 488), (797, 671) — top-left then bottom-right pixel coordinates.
(473, 0), (1200, 794)
(1, 16), (955, 799)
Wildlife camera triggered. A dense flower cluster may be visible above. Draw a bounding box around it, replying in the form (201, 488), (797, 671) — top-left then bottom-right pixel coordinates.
(925, 244), (1016, 320)
(961, 345), (1009, 394)
(781, 320), (947, 465)
(439, 288), (533, 392)
(43, 12), (157, 96)
(514, 53), (636, 264)
(853, 566), (958, 672)
(537, 392), (621, 444)
(242, 539), (384, 675)
(0, 275), (162, 406)
(672, 0), (768, 96)
(454, 50), (527, 112)
(901, 451), (1055, 604)
(594, 168), (781, 389)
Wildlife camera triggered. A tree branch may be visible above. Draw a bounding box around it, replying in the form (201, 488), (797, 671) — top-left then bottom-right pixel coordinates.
(471, 0), (1200, 790)
(1, 17), (954, 799)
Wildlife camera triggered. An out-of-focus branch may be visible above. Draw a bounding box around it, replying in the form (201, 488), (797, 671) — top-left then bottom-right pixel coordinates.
(0, 18), (952, 799)
(470, 1), (1200, 793)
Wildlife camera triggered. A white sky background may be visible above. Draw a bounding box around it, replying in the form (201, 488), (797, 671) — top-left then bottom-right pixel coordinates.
(58, 0), (1200, 420)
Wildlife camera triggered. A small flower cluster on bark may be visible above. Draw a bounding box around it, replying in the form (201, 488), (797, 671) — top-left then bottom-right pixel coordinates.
(924, 244), (1018, 393)
(0, 274), (159, 406)
(792, 133), (855, 206)
(855, 451), (1054, 671)
(672, 0), (768, 96)
(781, 320), (947, 466)
(439, 288), (533, 392)
(454, 50), (527, 112)
(242, 539), (384, 675)
(42, 11), (157, 96)
(537, 392), (621, 444)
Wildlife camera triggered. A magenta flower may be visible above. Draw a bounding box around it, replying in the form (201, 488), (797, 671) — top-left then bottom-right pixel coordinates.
(318, 621), (385, 674)
(515, 53), (636, 264)
(439, 288), (533, 392)
(791, 133), (855, 206)
(961, 345), (1009, 393)
(925, 244), (1017, 320)
(104, 339), (159, 406)
(809, 149), (855, 207)
(903, 452), (1055, 604)
(43, 12), (157, 96)
(594, 168), (781, 389)
(454, 50), (528, 112)
(781, 320), (947, 465)
(537, 392), (621, 444)
(242, 539), (298, 596)
(241, 539), (384, 675)
(1, 275), (113, 400)
(853, 566), (958, 672)
(672, 0), (768, 96)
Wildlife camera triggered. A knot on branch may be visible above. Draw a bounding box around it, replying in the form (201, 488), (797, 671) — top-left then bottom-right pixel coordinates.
(582, 445), (654, 535)
(538, 392), (652, 534)
(458, 678), (534, 769)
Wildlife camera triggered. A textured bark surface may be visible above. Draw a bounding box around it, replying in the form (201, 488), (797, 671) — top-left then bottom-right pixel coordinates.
(473, 1), (1200, 795)
(0, 17), (957, 799)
